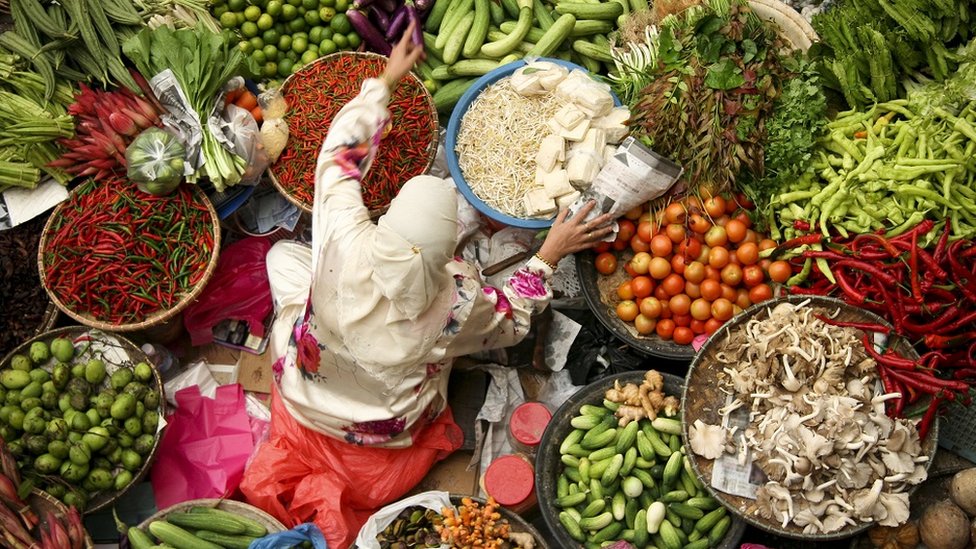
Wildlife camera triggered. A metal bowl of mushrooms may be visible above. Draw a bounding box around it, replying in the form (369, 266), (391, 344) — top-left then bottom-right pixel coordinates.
(681, 295), (939, 541)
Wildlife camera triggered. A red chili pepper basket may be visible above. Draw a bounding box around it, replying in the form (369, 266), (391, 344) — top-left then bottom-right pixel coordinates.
(268, 51), (439, 217)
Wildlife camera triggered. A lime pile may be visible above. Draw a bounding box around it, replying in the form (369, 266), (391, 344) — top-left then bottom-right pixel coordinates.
(213, 0), (361, 81)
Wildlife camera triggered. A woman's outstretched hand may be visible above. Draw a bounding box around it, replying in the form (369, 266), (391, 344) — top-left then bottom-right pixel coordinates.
(537, 200), (615, 268)
(381, 20), (425, 89)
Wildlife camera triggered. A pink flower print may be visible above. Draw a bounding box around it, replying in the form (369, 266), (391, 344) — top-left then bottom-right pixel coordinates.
(271, 356), (285, 382)
(342, 417), (407, 445)
(510, 268), (548, 298)
(293, 321), (321, 374)
(483, 286), (513, 318)
(426, 363), (442, 378)
(334, 142), (371, 180)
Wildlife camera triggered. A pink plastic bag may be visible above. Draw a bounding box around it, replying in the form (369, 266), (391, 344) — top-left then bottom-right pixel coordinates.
(150, 385), (256, 508)
(183, 236), (273, 346)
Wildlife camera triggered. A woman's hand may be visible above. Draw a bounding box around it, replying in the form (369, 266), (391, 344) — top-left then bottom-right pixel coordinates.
(537, 200), (614, 267)
(381, 20), (425, 89)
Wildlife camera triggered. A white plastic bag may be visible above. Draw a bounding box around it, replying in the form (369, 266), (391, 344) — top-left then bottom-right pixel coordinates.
(354, 491), (453, 549)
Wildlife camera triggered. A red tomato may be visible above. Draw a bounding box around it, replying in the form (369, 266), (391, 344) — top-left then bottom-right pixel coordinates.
(703, 195), (726, 217)
(734, 211), (753, 229)
(736, 193), (755, 210)
(742, 264), (765, 288)
(672, 314), (692, 328)
(742, 230), (759, 245)
(594, 241), (611, 253)
(720, 264), (743, 286)
(705, 265), (722, 281)
(711, 298), (734, 321)
(640, 297), (663, 318)
(650, 235), (673, 257)
(735, 288), (752, 310)
(649, 257), (672, 280)
(634, 314), (656, 335)
(671, 254), (686, 275)
(654, 285), (670, 301)
(661, 273), (685, 297)
(725, 195), (739, 214)
(704, 318), (723, 335)
(669, 293), (691, 316)
(630, 235), (651, 254)
(749, 283), (773, 303)
(708, 247), (730, 269)
(617, 300), (639, 322)
(678, 238), (702, 260)
(613, 238), (629, 251)
(673, 326), (695, 345)
(690, 319), (706, 335)
(704, 226), (728, 248)
(758, 238), (778, 251)
(759, 258), (772, 271)
(637, 221), (655, 243)
(736, 242), (759, 265)
(665, 202), (686, 224)
(666, 223), (687, 244)
(594, 252), (617, 275)
(618, 220), (636, 242)
(624, 205), (643, 220)
(684, 281), (702, 299)
(632, 276), (653, 299)
(624, 262), (640, 278)
(768, 260), (793, 283)
(655, 319), (676, 339)
(700, 279), (722, 301)
(725, 219), (747, 244)
(617, 281), (635, 300)
(684, 261), (706, 284)
(688, 214), (711, 234)
(630, 252), (652, 275)
(713, 215), (730, 227)
(690, 298), (712, 321)
(720, 283), (737, 302)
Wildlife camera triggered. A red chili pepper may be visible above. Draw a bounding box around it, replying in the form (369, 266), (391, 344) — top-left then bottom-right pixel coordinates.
(793, 220), (811, 231)
(889, 218), (935, 244)
(772, 233), (823, 256)
(851, 233), (902, 257)
(933, 218), (952, 265)
(833, 259), (900, 286)
(815, 314), (890, 333)
(925, 332), (976, 350)
(917, 396), (942, 440)
(834, 269), (868, 304)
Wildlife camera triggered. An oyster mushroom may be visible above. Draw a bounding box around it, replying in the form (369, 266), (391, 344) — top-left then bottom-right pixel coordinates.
(875, 492), (910, 527)
(688, 420), (727, 460)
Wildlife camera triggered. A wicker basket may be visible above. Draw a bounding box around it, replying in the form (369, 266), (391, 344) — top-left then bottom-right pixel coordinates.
(0, 0), (9, 16)
(681, 295), (939, 541)
(268, 51), (439, 216)
(30, 488), (95, 548)
(0, 327), (167, 514)
(749, 0), (819, 51)
(138, 498), (288, 534)
(37, 184), (221, 332)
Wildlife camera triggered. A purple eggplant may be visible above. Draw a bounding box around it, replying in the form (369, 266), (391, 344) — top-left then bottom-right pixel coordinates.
(369, 4), (390, 29)
(406, 2), (423, 45)
(376, 0), (397, 12)
(414, 0), (434, 10)
(385, 4), (409, 40)
(352, 0), (375, 9)
(347, 9), (392, 55)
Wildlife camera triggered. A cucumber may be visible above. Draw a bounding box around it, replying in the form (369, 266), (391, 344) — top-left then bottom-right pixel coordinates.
(560, 429), (584, 454)
(669, 503), (705, 521)
(187, 508), (267, 538)
(580, 499), (606, 519)
(555, 2), (623, 20)
(684, 539), (710, 549)
(658, 520), (682, 549)
(489, 0), (506, 25)
(572, 39), (613, 62)
(560, 454), (580, 468)
(615, 420), (640, 454)
(579, 404), (608, 417)
(578, 511), (613, 532)
(708, 516), (732, 545)
(481, 6), (533, 58)
(570, 19), (614, 37)
(559, 511), (585, 542)
(571, 414), (603, 430)
(527, 13), (575, 57)
(127, 527), (155, 549)
(148, 522), (222, 549)
(499, 0), (520, 18)
(643, 425), (673, 458)
(600, 453), (624, 486)
(620, 446), (638, 476)
(533, 0), (555, 29)
(463, 0), (491, 57)
(652, 417), (683, 436)
(631, 0), (649, 10)
(194, 531), (258, 549)
(432, 59), (500, 79)
(443, 11), (475, 64)
(589, 478), (604, 502)
(612, 492), (627, 521)
(578, 457), (591, 483)
(582, 428), (616, 450)
(663, 452), (683, 489)
(588, 446), (617, 462)
(556, 492), (587, 508)
(695, 507), (728, 533)
(686, 496), (721, 511)
(660, 490), (690, 503)
(436, 0), (474, 49)
(166, 513), (246, 535)
(557, 473), (570, 498)
(646, 501), (666, 534)
(426, 0), (453, 32)
(591, 521), (623, 543)
(636, 431), (656, 460)
(633, 509), (648, 547)
(433, 78), (476, 113)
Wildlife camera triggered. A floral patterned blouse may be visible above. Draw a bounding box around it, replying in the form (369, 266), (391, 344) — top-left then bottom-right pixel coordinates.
(271, 78), (555, 448)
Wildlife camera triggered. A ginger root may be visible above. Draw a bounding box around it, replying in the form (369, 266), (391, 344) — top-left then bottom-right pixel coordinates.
(605, 370), (680, 425)
(507, 531), (535, 549)
(616, 405), (645, 426)
(644, 370), (664, 392)
(606, 380), (641, 406)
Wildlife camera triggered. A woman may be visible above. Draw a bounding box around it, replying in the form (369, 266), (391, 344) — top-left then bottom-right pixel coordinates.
(241, 22), (614, 547)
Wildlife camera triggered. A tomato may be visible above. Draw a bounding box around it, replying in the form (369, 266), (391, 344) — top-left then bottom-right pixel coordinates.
(728, 250), (741, 266)
(720, 283), (737, 302)
(684, 281), (701, 299)
(736, 242), (759, 265)
(630, 235), (651, 254)
(733, 211), (753, 229)
(725, 195), (739, 214)
(655, 319), (676, 340)
(688, 214), (711, 234)
(690, 298), (712, 321)
(654, 285), (670, 301)
(630, 252), (652, 275)
(666, 223), (686, 244)
(720, 264), (743, 286)
(672, 314), (691, 328)
(624, 205), (643, 220)
(758, 238), (778, 252)
(669, 293), (691, 316)
(736, 193), (755, 210)
(705, 265), (722, 281)
(618, 220), (637, 242)
(714, 215), (730, 227)
(649, 234), (672, 257)
(690, 319), (706, 335)
(749, 283), (773, 303)
(685, 196), (703, 212)
(649, 257), (672, 280)
(594, 241), (611, 253)
(617, 281), (635, 300)
(700, 279), (722, 301)
(634, 314), (656, 335)
(640, 297), (663, 318)
(708, 246), (730, 269)
(703, 195), (726, 218)
(594, 252), (617, 275)
(768, 260), (792, 283)
(616, 300), (639, 322)
(704, 318), (723, 335)
(673, 326), (695, 345)
(665, 202), (686, 224)
(704, 226), (728, 248)
(632, 276), (653, 299)
(678, 238), (702, 260)
(624, 262), (640, 278)
(671, 254), (686, 275)
(742, 264), (765, 288)
(711, 298), (734, 321)
(684, 261), (706, 284)
(759, 258), (772, 271)
(637, 221), (655, 243)
(725, 219), (747, 243)
(735, 288), (752, 310)
(613, 238), (629, 251)
(742, 230), (759, 245)
(661, 273), (685, 296)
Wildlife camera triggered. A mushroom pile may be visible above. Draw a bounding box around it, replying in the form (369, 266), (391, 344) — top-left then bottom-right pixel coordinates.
(689, 301), (928, 534)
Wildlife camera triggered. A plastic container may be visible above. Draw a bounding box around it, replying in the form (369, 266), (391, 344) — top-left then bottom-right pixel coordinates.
(141, 342), (178, 381)
(481, 454), (537, 515)
(507, 402), (552, 458)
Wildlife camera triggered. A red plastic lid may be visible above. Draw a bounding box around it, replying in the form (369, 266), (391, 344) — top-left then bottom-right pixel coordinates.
(483, 455), (534, 506)
(509, 402), (552, 447)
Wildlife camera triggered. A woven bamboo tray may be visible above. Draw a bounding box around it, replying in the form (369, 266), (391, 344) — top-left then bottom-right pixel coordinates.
(268, 51), (438, 216)
(681, 295), (939, 540)
(138, 498), (288, 533)
(30, 488), (95, 548)
(37, 184), (221, 332)
(447, 495), (551, 549)
(0, 326), (166, 514)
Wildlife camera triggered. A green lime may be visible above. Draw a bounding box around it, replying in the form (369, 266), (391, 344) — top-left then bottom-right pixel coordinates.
(318, 6), (335, 22)
(249, 36), (265, 50)
(318, 0), (334, 6)
(334, 0), (347, 11)
(241, 21), (259, 37)
(308, 25), (324, 43)
(292, 36), (308, 53)
(275, 22), (286, 33)
(257, 13), (274, 30)
(281, 3), (297, 20)
(307, 42), (318, 53)
(303, 9), (320, 26)
(252, 49), (267, 64)
(263, 44), (279, 60)
(302, 0), (317, 9)
(297, 6), (306, 15)
(236, 11), (247, 25)
(278, 34), (292, 50)
(213, 5), (229, 17)
(288, 17), (306, 32)
(286, 49), (298, 61)
(212, 0), (226, 5)
(266, 0), (282, 16)
(301, 49), (317, 63)
(330, 12), (350, 34)
(293, 61), (305, 72)
(346, 31), (360, 48)
(238, 40), (254, 54)
(263, 61), (278, 78)
(219, 11), (238, 28)
(287, 0), (301, 6)
(221, 28), (238, 42)
(228, 0), (245, 10)
(332, 32), (348, 49)
(244, 5), (261, 21)
(278, 58), (294, 76)
(321, 27), (334, 40)
(254, 0), (269, 6)
(319, 38), (336, 55)
(262, 28), (280, 44)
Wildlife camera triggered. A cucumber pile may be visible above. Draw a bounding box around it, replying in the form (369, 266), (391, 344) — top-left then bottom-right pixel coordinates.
(126, 506), (274, 549)
(424, 0), (644, 113)
(554, 399), (732, 549)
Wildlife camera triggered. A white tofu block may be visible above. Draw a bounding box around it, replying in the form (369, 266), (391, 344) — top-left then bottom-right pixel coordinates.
(511, 73), (544, 96)
(566, 152), (601, 184)
(524, 187), (557, 217)
(543, 169), (573, 198)
(554, 105), (586, 130)
(556, 191), (581, 210)
(581, 128), (607, 152)
(593, 107), (631, 129)
(536, 134), (565, 172)
(603, 145), (617, 164)
(535, 165), (551, 186)
(539, 69), (568, 90)
(560, 118), (590, 142)
(574, 86), (615, 119)
(547, 118), (563, 135)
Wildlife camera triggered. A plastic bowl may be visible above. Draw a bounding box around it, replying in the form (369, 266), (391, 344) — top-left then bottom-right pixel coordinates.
(446, 58), (621, 229)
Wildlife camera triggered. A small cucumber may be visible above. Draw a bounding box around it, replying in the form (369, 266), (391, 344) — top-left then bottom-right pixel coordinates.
(612, 492), (626, 521)
(580, 499), (606, 519)
(632, 468), (656, 490)
(582, 428), (616, 450)
(620, 446), (638, 476)
(685, 539), (710, 549)
(578, 511), (613, 532)
(588, 447), (617, 463)
(695, 506), (728, 533)
(686, 496), (721, 511)
(559, 511), (586, 542)
(556, 491), (587, 508)
(669, 503), (705, 521)
(644, 425), (673, 458)
(557, 473), (570, 498)
(591, 521), (623, 544)
(663, 451), (683, 489)
(600, 453), (624, 486)
(633, 509), (648, 547)
(660, 490), (690, 503)
(560, 429), (584, 454)
(555, 2), (623, 20)
(615, 419), (640, 454)
(652, 417), (683, 436)
(578, 457), (591, 483)
(526, 13), (575, 58)
(579, 404), (608, 417)
(571, 414), (603, 430)
(148, 522), (222, 549)
(646, 501), (666, 534)
(561, 454), (580, 469)
(658, 520), (682, 549)
(708, 516), (732, 545)
(589, 478), (604, 502)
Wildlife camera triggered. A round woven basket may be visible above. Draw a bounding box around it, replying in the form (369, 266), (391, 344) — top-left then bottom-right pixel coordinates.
(137, 498), (288, 533)
(446, 495), (551, 549)
(0, 326), (167, 514)
(268, 51), (438, 216)
(30, 488), (95, 548)
(37, 184), (221, 332)
(681, 295), (939, 540)
(748, 0), (819, 51)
